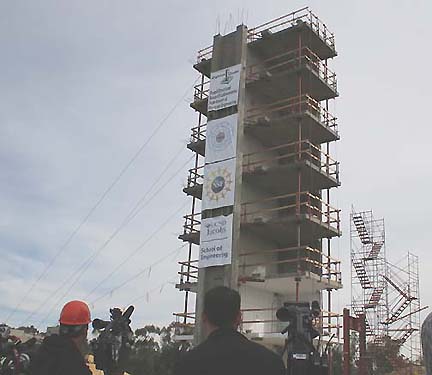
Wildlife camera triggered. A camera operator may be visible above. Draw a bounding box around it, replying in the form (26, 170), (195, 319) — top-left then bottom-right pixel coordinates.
(0, 324), (12, 352)
(91, 306), (134, 375)
(29, 300), (92, 375)
(174, 286), (285, 375)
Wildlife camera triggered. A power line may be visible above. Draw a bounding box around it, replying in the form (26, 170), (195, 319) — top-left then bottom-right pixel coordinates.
(83, 158), (193, 300)
(5, 76), (198, 324)
(37, 201), (189, 328)
(21, 148), (191, 325)
(129, 276), (178, 305)
(121, 143), (188, 225)
(118, 276), (180, 329)
(23, 153), (192, 326)
(90, 244), (185, 305)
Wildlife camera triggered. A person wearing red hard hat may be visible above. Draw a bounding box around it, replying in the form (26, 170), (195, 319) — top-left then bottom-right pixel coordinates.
(29, 300), (92, 375)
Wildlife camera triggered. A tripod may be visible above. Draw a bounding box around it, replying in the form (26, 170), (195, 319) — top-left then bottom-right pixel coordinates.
(277, 302), (329, 375)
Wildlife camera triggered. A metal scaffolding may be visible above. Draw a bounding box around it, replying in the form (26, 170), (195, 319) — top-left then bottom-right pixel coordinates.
(176, 7), (342, 346)
(385, 253), (423, 366)
(350, 209), (424, 371)
(351, 209), (388, 342)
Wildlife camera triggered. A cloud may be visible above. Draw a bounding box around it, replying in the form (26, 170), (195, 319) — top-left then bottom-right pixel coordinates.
(0, 0), (431, 333)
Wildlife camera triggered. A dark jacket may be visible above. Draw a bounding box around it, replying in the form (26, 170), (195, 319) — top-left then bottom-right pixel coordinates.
(422, 311), (432, 375)
(175, 328), (285, 375)
(29, 334), (91, 375)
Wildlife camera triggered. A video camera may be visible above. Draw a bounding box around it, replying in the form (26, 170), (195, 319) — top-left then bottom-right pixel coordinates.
(276, 301), (329, 375)
(0, 326), (36, 375)
(91, 306), (134, 375)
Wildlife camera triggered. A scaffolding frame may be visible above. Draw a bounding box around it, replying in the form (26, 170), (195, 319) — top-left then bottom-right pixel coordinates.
(385, 253), (422, 364)
(351, 209), (388, 340)
(177, 8), (342, 345)
(350, 209), (424, 370)
(197, 7), (336, 62)
(173, 308), (342, 341)
(188, 94), (339, 146)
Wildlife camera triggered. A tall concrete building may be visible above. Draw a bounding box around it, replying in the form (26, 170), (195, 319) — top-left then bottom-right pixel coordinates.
(175, 7), (342, 347)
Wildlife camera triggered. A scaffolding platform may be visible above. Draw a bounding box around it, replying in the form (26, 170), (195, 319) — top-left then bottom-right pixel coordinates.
(194, 7), (337, 78)
(178, 8), (341, 346)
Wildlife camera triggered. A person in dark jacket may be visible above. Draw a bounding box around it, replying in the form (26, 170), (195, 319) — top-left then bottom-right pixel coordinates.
(174, 286), (285, 375)
(422, 311), (432, 375)
(29, 300), (92, 375)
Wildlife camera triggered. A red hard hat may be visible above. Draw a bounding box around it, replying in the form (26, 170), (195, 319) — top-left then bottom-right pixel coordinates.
(59, 300), (91, 325)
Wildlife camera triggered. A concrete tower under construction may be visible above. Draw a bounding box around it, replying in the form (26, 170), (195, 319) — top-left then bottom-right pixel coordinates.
(175, 7), (342, 347)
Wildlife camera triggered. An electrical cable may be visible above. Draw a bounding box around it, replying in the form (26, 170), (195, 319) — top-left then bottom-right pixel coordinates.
(91, 244), (185, 305)
(37, 200), (189, 328)
(23, 153), (193, 326)
(128, 276), (178, 305)
(120, 275), (180, 329)
(84, 155), (193, 300)
(5, 76), (199, 324)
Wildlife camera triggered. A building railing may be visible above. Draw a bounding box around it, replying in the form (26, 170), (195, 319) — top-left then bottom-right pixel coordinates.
(247, 7), (335, 48)
(239, 245), (341, 284)
(180, 192), (340, 236)
(197, 45), (213, 64)
(173, 308), (342, 338)
(246, 47), (337, 92)
(178, 260), (199, 281)
(243, 139), (339, 181)
(185, 165), (204, 190)
(176, 246), (341, 285)
(241, 191), (340, 232)
(247, 94), (337, 132)
(185, 139), (339, 189)
(197, 7), (335, 62)
(189, 124), (207, 144)
(180, 212), (201, 237)
(189, 95), (338, 146)
(241, 309), (342, 335)
(193, 80), (210, 101)
(194, 47), (337, 103)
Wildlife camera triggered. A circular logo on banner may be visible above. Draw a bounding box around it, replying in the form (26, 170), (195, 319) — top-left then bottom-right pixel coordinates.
(211, 176), (226, 193)
(205, 167), (233, 203)
(208, 122), (233, 154)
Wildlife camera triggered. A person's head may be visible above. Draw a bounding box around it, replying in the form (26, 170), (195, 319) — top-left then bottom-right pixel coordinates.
(59, 300), (91, 348)
(0, 324), (10, 340)
(202, 286), (241, 336)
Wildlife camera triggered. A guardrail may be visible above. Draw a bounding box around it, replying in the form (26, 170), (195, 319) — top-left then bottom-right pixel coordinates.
(247, 94), (337, 132)
(185, 165), (204, 190)
(197, 7), (335, 62)
(180, 191), (340, 237)
(189, 124), (206, 144)
(193, 80), (210, 101)
(241, 191), (340, 232)
(173, 308), (342, 337)
(246, 46), (337, 92)
(243, 139), (339, 181)
(189, 94), (338, 146)
(239, 245), (341, 284)
(186, 139), (338, 189)
(180, 212), (201, 237)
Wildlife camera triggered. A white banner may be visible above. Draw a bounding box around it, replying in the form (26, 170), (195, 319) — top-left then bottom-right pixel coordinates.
(202, 158), (236, 210)
(205, 114), (238, 163)
(208, 64), (241, 112)
(199, 214), (233, 268)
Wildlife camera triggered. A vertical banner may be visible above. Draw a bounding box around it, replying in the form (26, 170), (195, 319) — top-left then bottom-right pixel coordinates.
(199, 214), (233, 268)
(202, 158), (236, 210)
(208, 64), (241, 112)
(205, 114), (238, 163)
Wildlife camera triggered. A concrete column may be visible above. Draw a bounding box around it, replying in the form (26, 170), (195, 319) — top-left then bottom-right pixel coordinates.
(194, 25), (248, 345)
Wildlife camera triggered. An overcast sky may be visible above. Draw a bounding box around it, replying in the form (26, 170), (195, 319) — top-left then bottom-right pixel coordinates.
(1, 0), (431, 331)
